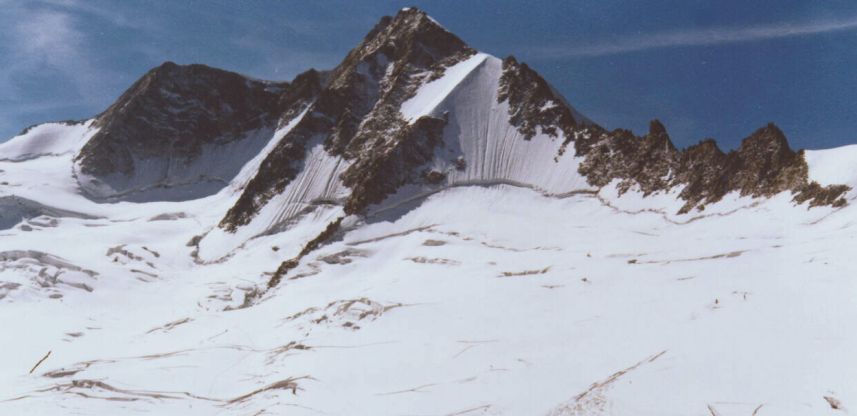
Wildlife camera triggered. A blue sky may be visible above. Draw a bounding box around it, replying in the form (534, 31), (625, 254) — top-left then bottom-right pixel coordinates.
(1, 0), (856, 150)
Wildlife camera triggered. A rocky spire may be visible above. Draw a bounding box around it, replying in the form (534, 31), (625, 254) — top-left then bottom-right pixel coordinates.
(726, 123), (805, 198)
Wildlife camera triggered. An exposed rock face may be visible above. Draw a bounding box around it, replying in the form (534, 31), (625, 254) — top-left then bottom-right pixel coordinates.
(275, 69), (327, 128)
(673, 139), (729, 209)
(340, 115), (447, 214)
(578, 120), (679, 196)
(498, 55), (605, 162)
(722, 124), (808, 198)
(576, 122), (849, 212)
(498, 56), (583, 141)
(220, 8), (475, 229)
(79, 62), (285, 176)
(793, 182), (850, 208)
(497, 55), (602, 161)
(74, 63), (290, 200)
(71, 7), (848, 219)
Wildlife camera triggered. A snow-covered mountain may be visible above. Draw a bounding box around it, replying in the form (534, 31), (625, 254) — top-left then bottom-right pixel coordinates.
(1, 7), (856, 416)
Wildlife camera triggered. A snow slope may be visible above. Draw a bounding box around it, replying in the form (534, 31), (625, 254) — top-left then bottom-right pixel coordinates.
(1, 177), (855, 415)
(0, 121), (94, 162)
(425, 55), (592, 195)
(400, 52), (490, 122)
(73, 126), (277, 202)
(806, 144), (857, 191)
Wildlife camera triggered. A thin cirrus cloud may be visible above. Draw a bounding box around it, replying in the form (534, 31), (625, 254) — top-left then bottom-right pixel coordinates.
(0, 0), (134, 140)
(530, 14), (857, 58)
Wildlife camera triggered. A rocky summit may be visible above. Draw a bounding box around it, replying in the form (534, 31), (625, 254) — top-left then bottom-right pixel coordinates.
(75, 63), (287, 201)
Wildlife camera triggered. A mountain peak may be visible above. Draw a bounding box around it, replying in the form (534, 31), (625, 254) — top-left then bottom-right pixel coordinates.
(353, 7), (470, 68)
(738, 122), (791, 156)
(74, 63), (288, 201)
(394, 7), (446, 30)
(648, 119), (668, 137)
(154, 60), (178, 71)
(140, 62), (232, 87)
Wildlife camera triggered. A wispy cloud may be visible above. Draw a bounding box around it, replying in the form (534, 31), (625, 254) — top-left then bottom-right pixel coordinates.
(0, 0), (137, 138)
(38, 0), (154, 30)
(530, 15), (857, 58)
(12, 9), (86, 74)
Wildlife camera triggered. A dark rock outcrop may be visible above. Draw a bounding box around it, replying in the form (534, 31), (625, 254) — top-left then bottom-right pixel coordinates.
(498, 56), (583, 141)
(673, 139), (728, 210)
(576, 122), (849, 212)
(275, 69), (328, 128)
(77, 63), (286, 179)
(73, 63), (327, 202)
(340, 115), (447, 214)
(220, 8), (475, 230)
(578, 120), (679, 196)
(721, 124), (808, 198)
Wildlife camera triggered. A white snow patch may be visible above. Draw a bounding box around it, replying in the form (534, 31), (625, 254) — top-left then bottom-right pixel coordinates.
(540, 100), (557, 111)
(0, 121), (95, 162)
(400, 53), (488, 123)
(429, 55), (592, 194)
(805, 144), (857, 188)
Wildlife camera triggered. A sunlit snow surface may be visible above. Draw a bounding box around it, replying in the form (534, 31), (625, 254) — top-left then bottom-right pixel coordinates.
(805, 145), (857, 188)
(2, 105), (857, 415)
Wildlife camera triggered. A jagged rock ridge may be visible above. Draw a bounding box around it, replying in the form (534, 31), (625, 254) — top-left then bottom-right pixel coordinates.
(62, 7), (847, 218)
(577, 121), (849, 212)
